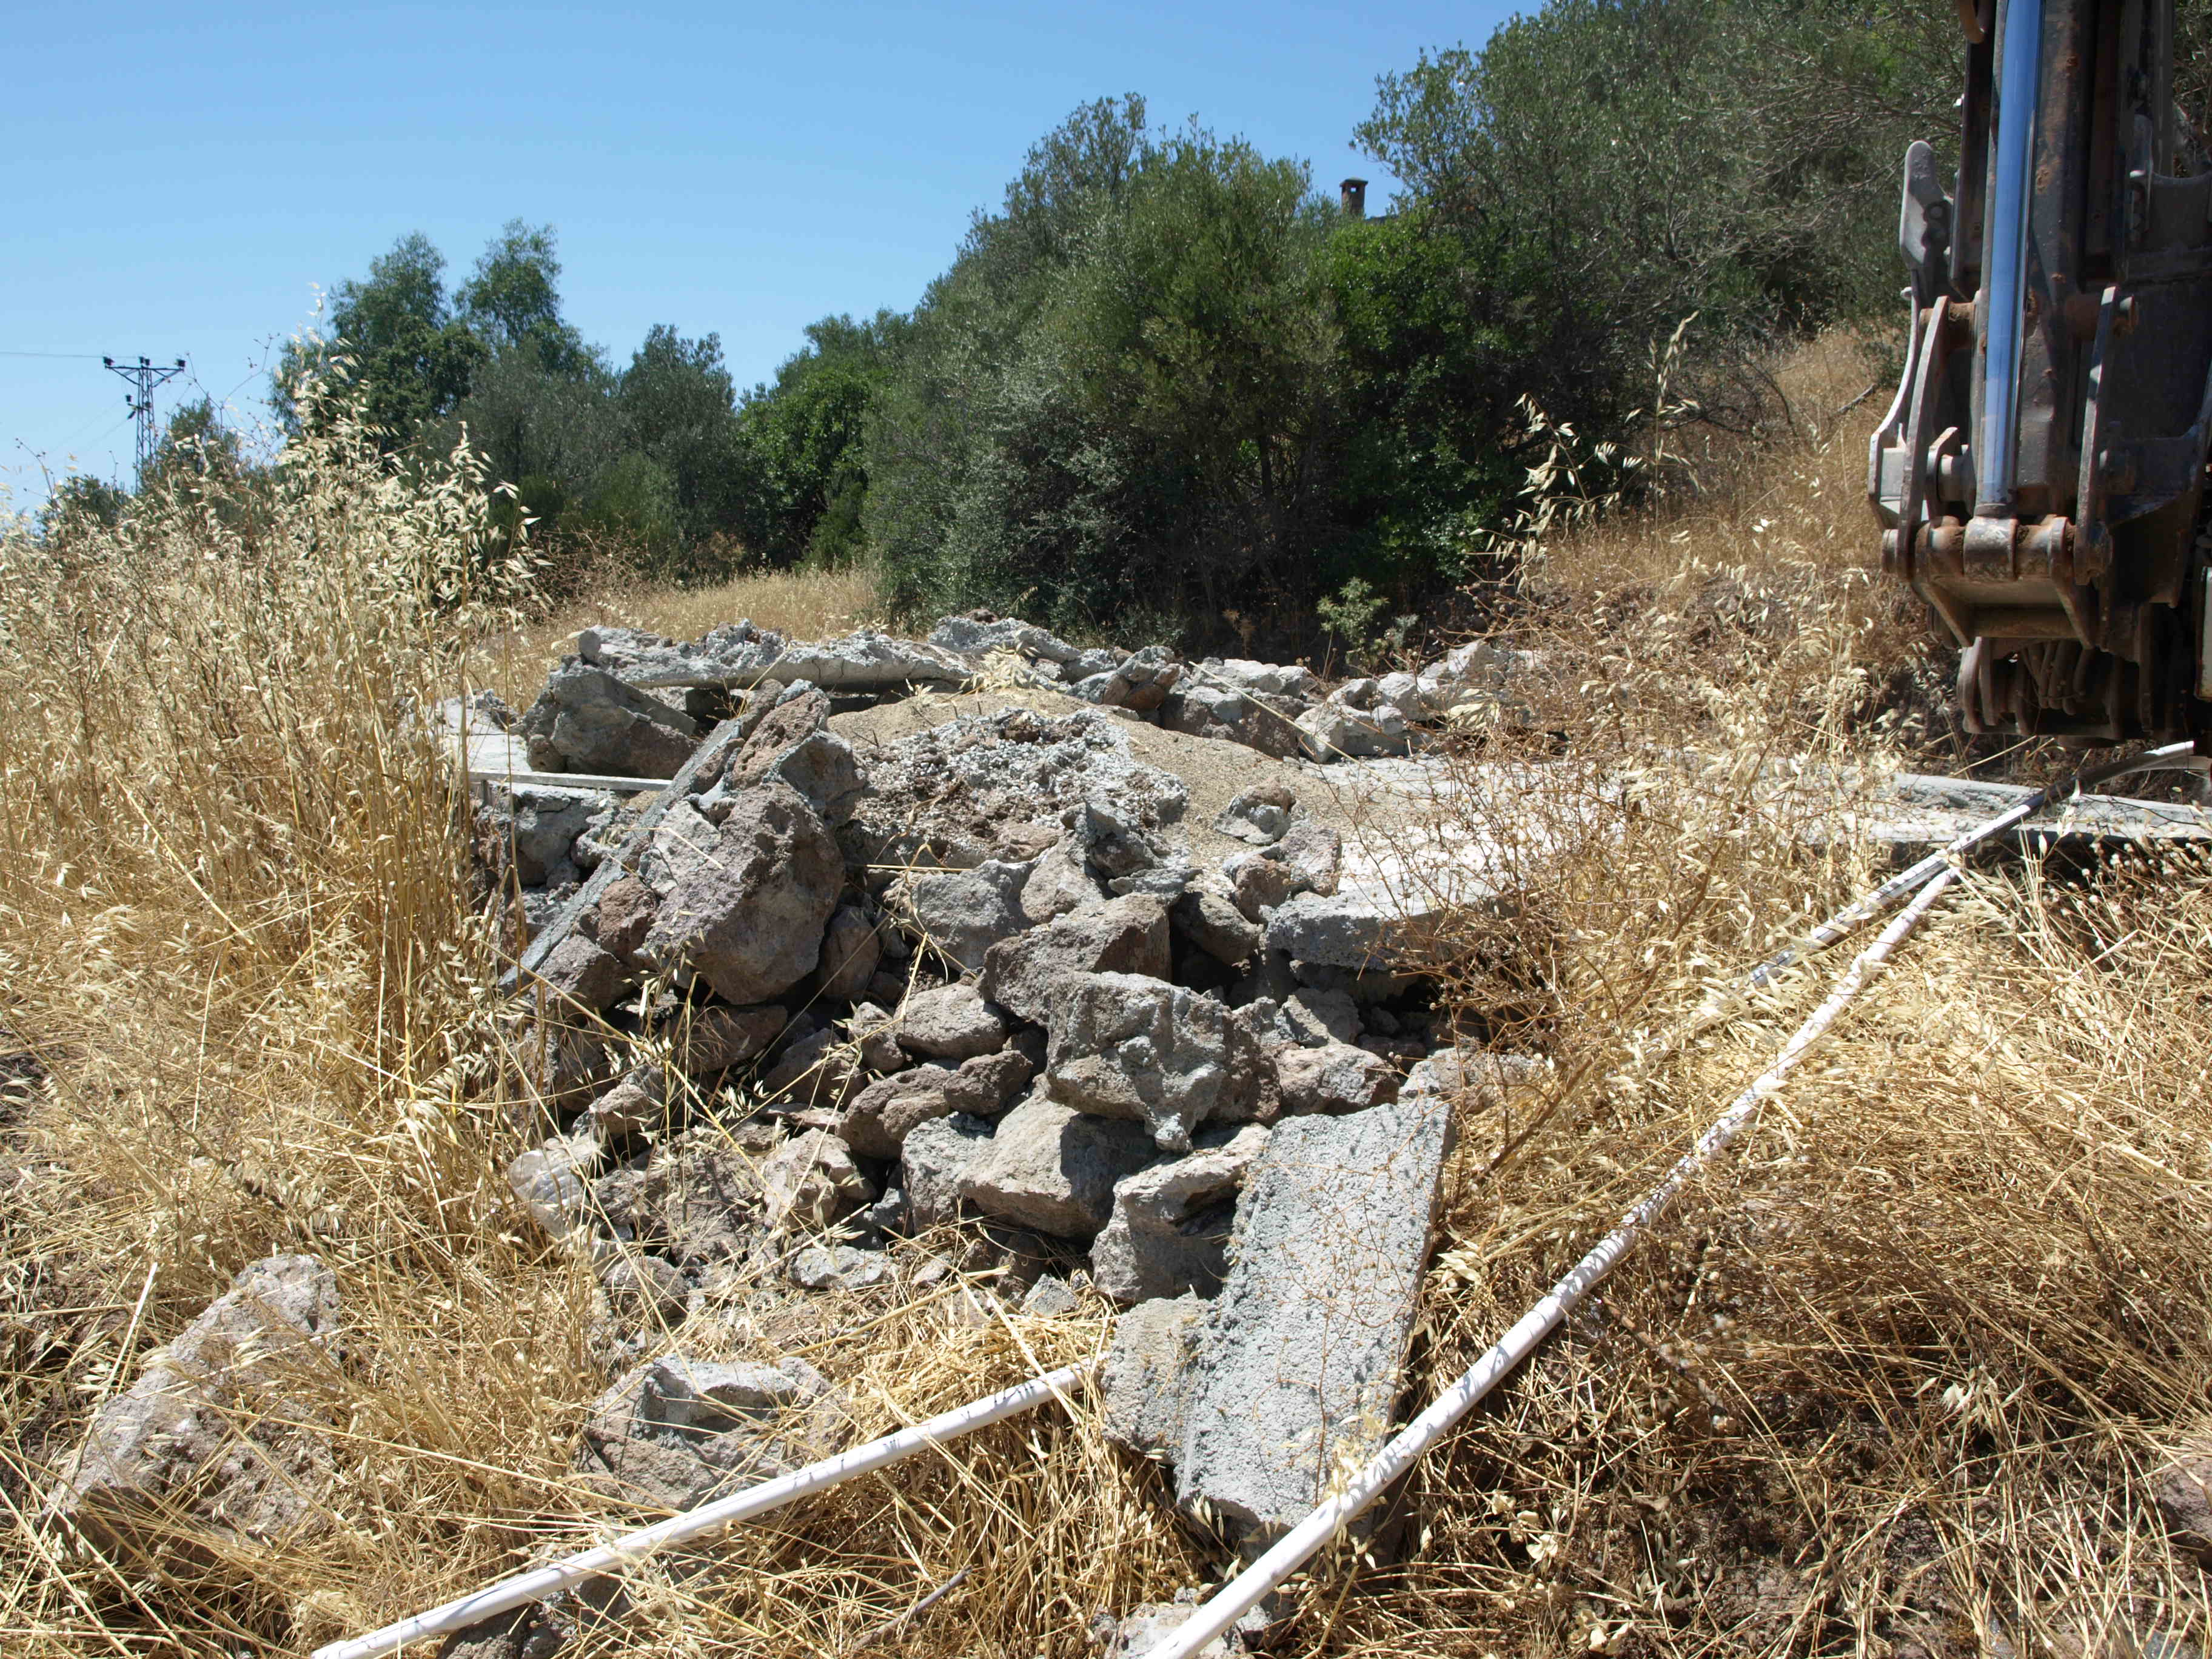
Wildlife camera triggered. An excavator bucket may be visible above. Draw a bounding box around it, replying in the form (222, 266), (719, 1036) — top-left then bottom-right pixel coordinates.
(1869, 0), (2212, 739)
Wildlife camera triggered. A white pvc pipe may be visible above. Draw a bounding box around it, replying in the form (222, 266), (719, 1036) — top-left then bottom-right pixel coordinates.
(1730, 740), (2201, 1003)
(315, 1359), (1098, 1659)
(1144, 866), (1964, 1659)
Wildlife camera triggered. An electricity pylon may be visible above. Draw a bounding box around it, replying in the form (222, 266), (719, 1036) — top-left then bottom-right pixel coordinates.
(103, 354), (186, 477)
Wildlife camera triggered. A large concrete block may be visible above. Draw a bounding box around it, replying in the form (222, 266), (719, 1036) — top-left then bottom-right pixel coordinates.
(1174, 1093), (1455, 1548)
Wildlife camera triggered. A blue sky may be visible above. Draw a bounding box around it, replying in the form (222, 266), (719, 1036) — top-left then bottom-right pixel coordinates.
(3, 1), (1518, 506)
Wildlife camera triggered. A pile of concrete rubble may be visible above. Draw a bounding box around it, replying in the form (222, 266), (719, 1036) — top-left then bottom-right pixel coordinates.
(477, 612), (1543, 1555)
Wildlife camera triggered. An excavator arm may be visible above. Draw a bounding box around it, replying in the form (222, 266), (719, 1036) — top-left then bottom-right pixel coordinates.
(1870, 0), (2212, 739)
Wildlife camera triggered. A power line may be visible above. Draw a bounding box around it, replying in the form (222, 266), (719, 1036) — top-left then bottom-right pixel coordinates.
(0, 350), (105, 359)
(102, 354), (187, 477)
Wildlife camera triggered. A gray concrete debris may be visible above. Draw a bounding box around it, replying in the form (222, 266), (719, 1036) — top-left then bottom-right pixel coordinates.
(520, 662), (701, 778)
(1045, 973), (1275, 1151)
(1019, 1274), (1082, 1318)
(576, 1354), (850, 1512)
(901, 1112), (994, 1230)
(1101, 1292), (1205, 1461)
(956, 1090), (1159, 1240)
(1273, 1042), (1400, 1116)
(637, 798), (727, 899)
(928, 612), (1087, 671)
(583, 620), (971, 693)
(1401, 1047), (1546, 1109)
(760, 1027), (863, 1110)
(760, 1128), (874, 1233)
(817, 905), (884, 1001)
(1175, 1091), (1456, 1547)
(669, 1004), (785, 1076)
(1021, 836), (1108, 923)
(531, 933), (632, 1013)
(1163, 683), (1302, 759)
(1172, 880), (1264, 968)
(894, 983), (1011, 1060)
(788, 1242), (893, 1292)
(50, 1255), (341, 1554)
(840, 705), (1188, 872)
(1207, 659), (1322, 702)
(508, 1131), (606, 1241)
(1213, 784), (1296, 846)
(839, 1048), (1036, 1158)
(1295, 694), (1409, 761)
(980, 893), (1173, 1026)
(598, 1250), (686, 1321)
(586, 1066), (668, 1136)
(1261, 883), (1430, 971)
(1221, 819), (1341, 923)
(508, 715), (745, 994)
(844, 1002), (907, 1074)
(516, 1017), (612, 1111)
(591, 1127), (775, 1269)
(1091, 1124), (1270, 1303)
(839, 1065), (960, 1159)
(497, 784), (617, 887)
(588, 876), (658, 967)
(1105, 1601), (1245, 1659)
(1279, 986), (1361, 1048)
(710, 729), (863, 829)
(638, 782), (843, 1006)
(897, 859), (1033, 973)
(1082, 645), (1182, 713)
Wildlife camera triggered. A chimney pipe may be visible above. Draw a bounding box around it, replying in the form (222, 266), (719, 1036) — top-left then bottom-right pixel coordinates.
(1339, 178), (1368, 218)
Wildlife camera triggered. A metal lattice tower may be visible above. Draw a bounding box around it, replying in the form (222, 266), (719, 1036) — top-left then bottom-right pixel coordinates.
(102, 354), (186, 477)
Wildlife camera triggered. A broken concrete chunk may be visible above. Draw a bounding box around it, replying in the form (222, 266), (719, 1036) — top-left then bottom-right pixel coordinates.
(928, 612), (1086, 666)
(1294, 697), (1409, 762)
(532, 933), (632, 1013)
(899, 860), (1033, 973)
(760, 1128), (874, 1233)
(894, 982), (1011, 1060)
(1020, 836), (1108, 924)
(519, 662), (700, 777)
(1101, 1292), (1205, 1461)
(598, 1250), (686, 1321)
(901, 1112), (994, 1230)
(817, 905), (883, 1001)
(1213, 784), (1296, 846)
(1091, 1124), (1271, 1304)
(1279, 987), (1361, 1048)
(637, 782), (843, 1005)
(761, 1027), (863, 1110)
(1262, 886), (1415, 971)
(638, 799), (725, 899)
(1175, 1093), (1456, 1547)
(591, 876), (659, 966)
(1045, 973), (1276, 1151)
(1172, 881), (1264, 968)
(1401, 1048), (1546, 1108)
(670, 1004), (785, 1077)
(980, 893), (1173, 1025)
(1019, 1274), (1082, 1318)
(788, 1242), (893, 1292)
(840, 706), (1187, 871)
(839, 1065), (962, 1159)
(50, 1255), (341, 1554)
(1273, 1042), (1400, 1116)
(956, 1091), (1158, 1240)
(507, 1131), (605, 1241)
(586, 1065), (669, 1136)
(577, 1353), (850, 1512)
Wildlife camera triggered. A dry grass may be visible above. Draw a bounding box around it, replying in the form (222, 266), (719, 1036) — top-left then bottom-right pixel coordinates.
(1, 337), (2206, 1658)
(474, 562), (889, 708)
